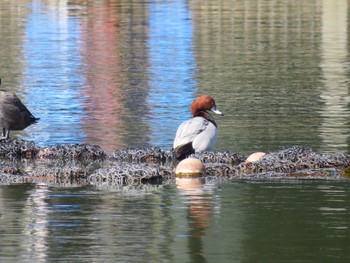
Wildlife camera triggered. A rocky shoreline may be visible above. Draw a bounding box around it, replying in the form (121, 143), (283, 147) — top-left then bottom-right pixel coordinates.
(0, 139), (349, 187)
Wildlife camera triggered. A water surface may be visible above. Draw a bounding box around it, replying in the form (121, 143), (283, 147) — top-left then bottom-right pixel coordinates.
(0, 0), (349, 154)
(0, 0), (350, 262)
(1, 181), (350, 262)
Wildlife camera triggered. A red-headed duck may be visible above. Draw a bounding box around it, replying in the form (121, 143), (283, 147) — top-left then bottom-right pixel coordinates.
(173, 95), (223, 160)
(0, 79), (39, 139)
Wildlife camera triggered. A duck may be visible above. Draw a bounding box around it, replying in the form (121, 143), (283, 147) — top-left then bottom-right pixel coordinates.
(173, 95), (223, 160)
(0, 79), (39, 139)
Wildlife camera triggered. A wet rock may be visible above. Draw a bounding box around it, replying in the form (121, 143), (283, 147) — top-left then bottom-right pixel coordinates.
(190, 151), (246, 165)
(237, 146), (350, 178)
(109, 147), (171, 163)
(204, 162), (236, 177)
(38, 143), (107, 161)
(184, 151), (246, 181)
(0, 159), (22, 174)
(88, 162), (172, 186)
(0, 139), (39, 159)
(26, 166), (88, 179)
(93, 184), (165, 193)
(239, 168), (347, 181)
(0, 166), (22, 175)
(0, 141), (348, 186)
(24, 165), (89, 186)
(0, 173), (26, 184)
(0, 161), (24, 184)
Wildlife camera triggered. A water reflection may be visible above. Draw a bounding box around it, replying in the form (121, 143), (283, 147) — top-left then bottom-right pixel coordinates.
(319, 0), (350, 153)
(0, 0), (349, 153)
(216, 182), (350, 263)
(23, 185), (50, 262)
(0, 184), (36, 260)
(175, 178), (219, 263)
(0, 1), (27, 93)
(20, 185), (98, 262)
(1, 182), (350, 261)
(190, 0), (327, 154)
(147, 0), (197, 148)
(23, 0), (86, 145)
(80, 2), (126, 152)
(0, 1), (350, 262)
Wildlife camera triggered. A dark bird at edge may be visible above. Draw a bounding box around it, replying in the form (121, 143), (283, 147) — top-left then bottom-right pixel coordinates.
(0, 78), (39, 139)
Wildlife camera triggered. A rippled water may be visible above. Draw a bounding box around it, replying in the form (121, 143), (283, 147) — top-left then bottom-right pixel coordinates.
(0, 0), (350, 262)
(2, 182), (350, 262)
(0, 0), (349, 154)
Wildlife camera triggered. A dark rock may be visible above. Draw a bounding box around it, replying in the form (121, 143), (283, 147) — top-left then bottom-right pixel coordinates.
(38, 143), (107, 161)
(204, 162), (236, 177)
(0, 141), (349, 186)
(109, 147), (171, 163)
(237, 146), (350, 178)
(0, 173), (25, 184)
(24, 164), (89, 186)
(88, 162), (172, 186)
(0, 139), (39, 159)
(190, 151), (246, 165)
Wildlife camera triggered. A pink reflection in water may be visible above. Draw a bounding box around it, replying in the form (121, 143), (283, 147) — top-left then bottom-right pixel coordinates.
(80, 3), (125, 153)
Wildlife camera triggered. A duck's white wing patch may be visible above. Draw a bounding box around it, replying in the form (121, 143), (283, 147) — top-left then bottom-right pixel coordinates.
(192, 121), (218, 152)
(173, 117), (208, 149)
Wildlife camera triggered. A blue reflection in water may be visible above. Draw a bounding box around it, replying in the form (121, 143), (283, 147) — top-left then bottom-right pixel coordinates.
(22, 3), (85, 145)
(146, 1), (197, 148)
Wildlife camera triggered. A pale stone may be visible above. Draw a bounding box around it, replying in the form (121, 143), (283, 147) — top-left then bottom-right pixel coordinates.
(246, 152), (266, 163)
(175, 158), (205, 177)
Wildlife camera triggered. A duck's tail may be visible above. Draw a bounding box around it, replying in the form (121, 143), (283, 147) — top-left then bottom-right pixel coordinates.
(172, 142), (195, 161)
(29, 116), (40, 124)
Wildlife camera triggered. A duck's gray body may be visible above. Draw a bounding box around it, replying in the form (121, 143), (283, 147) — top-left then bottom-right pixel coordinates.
(0, 89), (39, 139)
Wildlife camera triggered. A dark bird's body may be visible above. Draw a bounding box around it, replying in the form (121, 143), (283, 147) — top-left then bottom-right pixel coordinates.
(0, 89), (39, 139)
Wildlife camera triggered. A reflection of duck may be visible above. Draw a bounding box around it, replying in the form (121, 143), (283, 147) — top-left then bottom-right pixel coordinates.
(173, 95), (223, 160)
(0, 79), (39, 139)
(176, 176), (213, 263)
